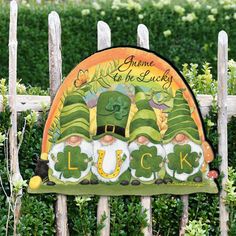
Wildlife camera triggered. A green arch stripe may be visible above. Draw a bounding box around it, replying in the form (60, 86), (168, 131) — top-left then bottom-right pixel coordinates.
(129, 126), (162, 143)
(61, 105), (88, 117)
(168, 115), (195, 126)
(165, 121), (198, 134)
(131, 109), (157, 122)
(61, 103), (87, 113)
(61, 118), (89, 130)
(63, 95), (86, 106)
(168, 109), (190, 119)
(60, 111), (89, 125)
(61, 121), (89, 134)
(163, 129), (200, 144)
(130, 118), (159, 133)
(57, 127), (90, 143)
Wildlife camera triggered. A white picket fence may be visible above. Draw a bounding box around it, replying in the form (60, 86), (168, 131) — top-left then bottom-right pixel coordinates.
(2, 1), (235, 235)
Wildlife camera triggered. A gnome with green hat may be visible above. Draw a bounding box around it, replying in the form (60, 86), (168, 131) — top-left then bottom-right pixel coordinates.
(128, 87), (166, 185)
(47, 90), (93, 184)
(163, 89), (204, 182)
(91, 91), (131, 184)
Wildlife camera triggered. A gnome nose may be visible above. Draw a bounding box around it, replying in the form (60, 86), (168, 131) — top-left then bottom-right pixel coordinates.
(175, 134), (186, 143)
(103, 135), (115, 143)
(137, 136), (149, 145)
(67, 136), (82, 145)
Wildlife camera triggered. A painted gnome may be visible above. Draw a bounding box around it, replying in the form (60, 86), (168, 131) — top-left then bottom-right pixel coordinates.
(47, 90), (93, 184)
(91, 91), (131, 185)
(128, 87), (166, 185)
(163, 89), (204, 182)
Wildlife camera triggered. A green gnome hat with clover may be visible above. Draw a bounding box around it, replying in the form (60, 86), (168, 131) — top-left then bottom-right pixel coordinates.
(93, 91), (131, 141)
(57, 90), (90, 143)
(163, 89), (201, 144)
(129, 87), (161, 144)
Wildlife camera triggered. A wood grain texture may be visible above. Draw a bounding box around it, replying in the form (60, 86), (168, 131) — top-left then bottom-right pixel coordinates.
(137, 23), (152, 236)
(8, 2), (23, 235)
(179, 195), (189, 236)
(217, 30), (229, 236)
(48, 11), (69, 236)
(97, 20), (111, 236)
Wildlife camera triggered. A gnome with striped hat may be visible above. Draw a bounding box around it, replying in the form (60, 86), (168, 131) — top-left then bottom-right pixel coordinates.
(47, 90), (93, 184)
(163, 89), (204, 182)
(128, 87), (166, 185)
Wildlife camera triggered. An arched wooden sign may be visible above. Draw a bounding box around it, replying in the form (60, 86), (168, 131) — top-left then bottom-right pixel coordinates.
(29, 47), (218, 195)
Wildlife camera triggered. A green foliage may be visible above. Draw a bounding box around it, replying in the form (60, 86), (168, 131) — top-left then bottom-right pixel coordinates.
(185, 218), (209, 236)
(67, 196), (99, 235)
(224, 167), (236, 235)
(110, 196), (148, 236)
(130, 145), (162, 178)
(152, 195), (183, 235)
(167, 144), (200, 174)
(17, 194), (56, 236)
(54, 145), (91, 179)
(0, 0), (236, 91)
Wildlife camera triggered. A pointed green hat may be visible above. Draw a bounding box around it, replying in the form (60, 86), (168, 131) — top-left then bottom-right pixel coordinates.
(57, 91), (90, 143)
(163, 89), (200, 144)
(93, 91), (131, 141)
(129, 87), (161, 144)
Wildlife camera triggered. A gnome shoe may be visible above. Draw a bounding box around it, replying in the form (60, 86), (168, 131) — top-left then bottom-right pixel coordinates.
(80, 179), (90, 185)
(163, 178), (173, 184)
(120, 180), (129, 186)
(46, 181), (56, 186)
(155, 179), (164, 185)
(131, 180), (141, 186)
(193, 176), (202, 183)
(90, 179), (99, 185)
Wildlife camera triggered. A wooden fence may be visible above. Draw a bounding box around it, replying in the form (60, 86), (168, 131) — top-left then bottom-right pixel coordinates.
(2, 1), (235, 235)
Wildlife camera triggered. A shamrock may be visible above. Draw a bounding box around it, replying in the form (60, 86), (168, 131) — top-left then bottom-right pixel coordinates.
(130, 145), (163, 178)
(105, 96), (129, 120)
(167, 144), (200, 174)
(54, 145), (91, 179)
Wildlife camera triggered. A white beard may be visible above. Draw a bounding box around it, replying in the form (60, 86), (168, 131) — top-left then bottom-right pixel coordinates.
(48, 139), (93, 183)
(92, 139), (130, 182)
(164, 141), (204, 181)
(128, 141), (166, 182)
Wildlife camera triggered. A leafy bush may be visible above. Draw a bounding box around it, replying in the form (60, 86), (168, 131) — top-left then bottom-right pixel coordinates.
(1, 0), (236, 89)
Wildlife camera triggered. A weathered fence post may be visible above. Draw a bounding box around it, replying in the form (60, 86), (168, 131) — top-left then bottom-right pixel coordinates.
(96, 21), (111, 236)
(48, 11), (69, 236)
(137, 24), (152, 236)
(218, 30), (229, 236)
(179, 195), (189, 236)
(8, 1), (23, 235)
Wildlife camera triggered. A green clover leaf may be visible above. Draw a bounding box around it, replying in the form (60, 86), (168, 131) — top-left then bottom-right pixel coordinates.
(54, 145), (90, 179)
(105, 96), (129, 120)
(130, 145), (163, 178)
(167, 144), (200, 174)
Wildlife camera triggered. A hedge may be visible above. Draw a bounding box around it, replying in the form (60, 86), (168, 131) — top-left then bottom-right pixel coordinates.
(1, 0), (236, 89)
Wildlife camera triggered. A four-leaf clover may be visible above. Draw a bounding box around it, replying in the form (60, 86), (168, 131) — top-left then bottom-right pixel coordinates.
(55, 145), (91, 179)
(167, 144), (200, 174)
(130, 145), (163, 178)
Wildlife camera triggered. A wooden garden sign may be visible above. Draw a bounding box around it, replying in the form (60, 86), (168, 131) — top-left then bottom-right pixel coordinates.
(28, 47), (218, 195)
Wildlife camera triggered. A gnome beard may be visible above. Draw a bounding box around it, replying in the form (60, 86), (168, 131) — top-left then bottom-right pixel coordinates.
(129, 141), (165, 182)
(92, 138), (130, 183)
(164, 136), (204, 182)
(48, 139), (93, 182)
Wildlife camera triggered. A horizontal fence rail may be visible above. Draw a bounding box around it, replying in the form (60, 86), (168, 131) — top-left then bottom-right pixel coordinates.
(1, 94), (236, 118)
